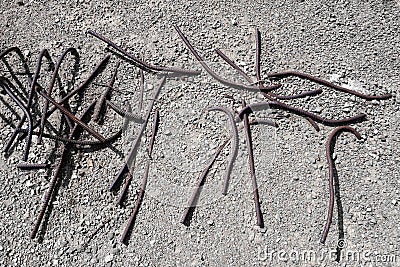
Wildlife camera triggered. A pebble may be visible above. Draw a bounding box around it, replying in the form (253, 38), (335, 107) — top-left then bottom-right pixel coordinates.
(206, 220), (214, 226)
(107, 232), (114, 240)
(104, 255), (113, 263)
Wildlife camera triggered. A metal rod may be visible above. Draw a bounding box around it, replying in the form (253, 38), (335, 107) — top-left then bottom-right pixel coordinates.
(268, 70), (392, 100)
(109, 76), (165, 191)
(173, 25), (281, 92)
(320, 126), (361, 243)
(241, 98), (264, 227)
(38, 48), (79, 144)
(239, 101), (366, 126)
(87, 30), (200, 76)
(207, 106), (239, 195)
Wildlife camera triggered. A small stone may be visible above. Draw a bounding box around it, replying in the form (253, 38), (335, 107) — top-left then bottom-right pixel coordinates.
(248, 232), (255, 241)
(366, 207), (372, 212)
(104, 255), (113, 263)
(259, 227), (267, 234)
(306, 207), (312, 214)
(206, 220), (214, 226)
(231, 19), (238, 26)
(329, 74), (341, 82)
(211, 20), (221, 29)
(25, 180), (34, 188)
(149, 240), (156, 246)
(107, 232), (114, 240)
(391, 199), (397, 205)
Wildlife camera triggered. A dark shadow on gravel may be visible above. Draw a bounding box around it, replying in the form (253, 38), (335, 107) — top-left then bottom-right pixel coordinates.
(1, 59), (29, 101)
(36, 143), (67, 242)
(333, 156), (345, 262)
(182, 182), (205, 227)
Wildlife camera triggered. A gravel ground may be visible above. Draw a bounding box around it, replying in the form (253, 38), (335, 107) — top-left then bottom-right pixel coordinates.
(0, 0), (399, 266)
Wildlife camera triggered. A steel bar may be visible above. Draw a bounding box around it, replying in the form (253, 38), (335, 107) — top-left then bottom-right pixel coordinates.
(36, 88), (106, 143)
(3, 49), (53, 158)
(320, 126), (361, 244)
(109, 76), (165, 191)
(138, 69), (144, 112)
(180, 137), (230, 224)
(106, 100), (144, 122)
(38, 48), (79, 144)
(30, 100), (97, 239)
(0, 78), (33, 161)
(215, 49), (254, 84)
(268, 70), (392, 100)
(255, 28), (262, 86)
(87, 30), (200, 76)
(147, 109), (159, 156)
(173, 25), (281, 92)
(207, 106), (239, 195)
(120, 159), (150, 245)
(242, 99), (264, 227)
(93, 61), (120, 122)
(239, 101), (366, 126)
(16, 163), (50, 170)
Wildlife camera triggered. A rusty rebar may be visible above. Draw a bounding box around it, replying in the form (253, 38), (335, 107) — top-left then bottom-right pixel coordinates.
(38, 48), (79, 144)
(120, 159), (150, 245)
(16, 163), (50, 170)
(268, 70), (392, 100)
(255, 28), (262, 86)
(106, 100), (144, 123)
(147, 109), (159, 156)
(242, 98), (264, 227)
(109, 76), (165, 191)
(138, 69), (144, 112)
(0, 47), (32, 100)
(173, 25), (281, 92)
(207, 106), (239, 195)
(0, 78), (32, 161)
(215, 48), (254, 84)
(93, 61), (120, 122)
(180, 137), (231, 224)
(320, 126), (361, 244)
(31, 100), (97, 239)
(3, 49), (54, 158)
(87, 30), (200, 76)
(36, 88), (106, 143)
(239, 101), (366, 126)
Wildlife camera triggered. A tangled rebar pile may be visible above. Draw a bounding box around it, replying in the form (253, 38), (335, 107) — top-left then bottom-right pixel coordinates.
(0, 25), (392, 246)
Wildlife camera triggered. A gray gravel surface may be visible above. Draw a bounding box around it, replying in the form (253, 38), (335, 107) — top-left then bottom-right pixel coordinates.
(0, 0), (399, 266)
